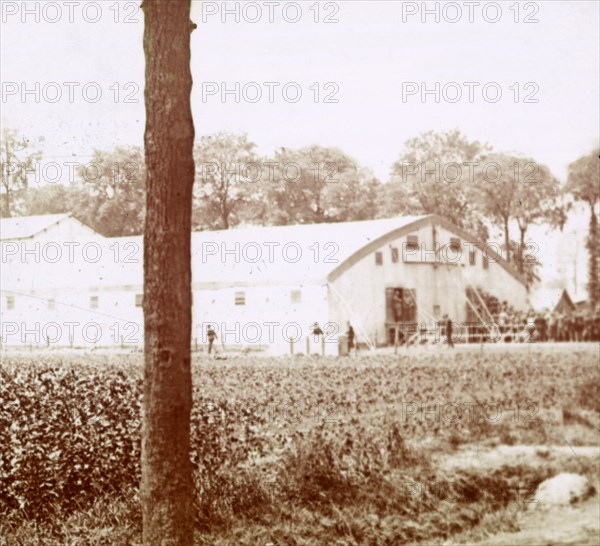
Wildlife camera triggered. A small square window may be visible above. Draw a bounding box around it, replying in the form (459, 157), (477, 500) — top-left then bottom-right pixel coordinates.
(6, 295), (15, 310)
(450, 237), (461, 251)
(406, 235), (419, 251)
(135, 294), (143, 307)
(375, 251), (383, 265)
(391, 247), (399, 263)
(291, 289), (302, 304)
(235, 291), (246, 305)
(433, 305), (441, 316)
(48, 299), (55, 310)
(90, 295), (99, 309)
(483, 256), (489, 270)
(469, 250), (476, 266)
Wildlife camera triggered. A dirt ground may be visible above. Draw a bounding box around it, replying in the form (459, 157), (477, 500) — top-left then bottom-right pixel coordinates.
(471, 498), (600, 545)
(438, 444), (600, 546)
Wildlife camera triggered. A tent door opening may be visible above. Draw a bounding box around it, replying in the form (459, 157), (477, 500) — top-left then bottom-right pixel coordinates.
(385, 287), (417, 345)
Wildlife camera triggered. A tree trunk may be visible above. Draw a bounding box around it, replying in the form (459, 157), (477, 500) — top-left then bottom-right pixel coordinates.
(588, 203), (599, 306)
(221, 207), (229, 229)
(1, 138), (12, 217)
(141, 2), (195, 544)
(518, 226), (526, 274)
(503, 216), (510, 262)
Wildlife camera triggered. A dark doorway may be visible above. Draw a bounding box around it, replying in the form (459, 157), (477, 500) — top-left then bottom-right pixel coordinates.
(385, 287), (417, 344)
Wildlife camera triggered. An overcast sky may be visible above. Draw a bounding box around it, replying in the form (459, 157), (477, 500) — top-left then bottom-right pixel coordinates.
(2, 0), (598, 181)
(2, 0), (599, 297)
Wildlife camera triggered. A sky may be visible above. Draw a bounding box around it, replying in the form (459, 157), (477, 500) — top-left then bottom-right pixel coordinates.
(1, 0), (599, 297)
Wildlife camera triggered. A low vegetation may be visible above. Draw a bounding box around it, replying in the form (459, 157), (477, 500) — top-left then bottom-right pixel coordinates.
(1, 347), (598, 545)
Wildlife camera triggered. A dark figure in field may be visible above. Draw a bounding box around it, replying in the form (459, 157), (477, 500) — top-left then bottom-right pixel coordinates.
(311, 322), (324, 337)
(534, 316), (547, 341)
(445, 315), (454, 348)
(207, 326), (217, 354)
(574, 313), (584, 342)
(566, 315), (576, 342)
(347, 323), (355, 354)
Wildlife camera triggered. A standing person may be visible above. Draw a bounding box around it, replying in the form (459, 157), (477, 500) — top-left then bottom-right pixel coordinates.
(310, 322), (325, 355)
(346, 322), (355, 356)
(566, 313), (575, 342)
(556, 311), (564, 341)
(206, 325), (217, 355)
(393, 289), (403, 322)
(526, 310), (536, 342)
(311, 322), (324, 337)
(574, 311), (584, 342)
(548, 311), (557, 342)
(444, 315), (454, 348)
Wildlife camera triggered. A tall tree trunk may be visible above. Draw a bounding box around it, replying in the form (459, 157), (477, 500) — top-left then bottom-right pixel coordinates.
(141, 2), (195, 544)
(503, 216), (510, 262)
(588, 203), (599, 306)
(221, 206), (229, 229)
(2, 139), (12, 217)
(518, 226), (526, 274)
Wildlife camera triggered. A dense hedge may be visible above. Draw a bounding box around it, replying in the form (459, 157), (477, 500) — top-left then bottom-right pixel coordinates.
(1, 349), (598, 524)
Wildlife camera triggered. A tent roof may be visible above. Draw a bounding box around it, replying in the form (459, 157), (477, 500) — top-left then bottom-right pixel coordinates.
(2, 214), (527, 290)
(528, 288), (574, 312)
(0, 213), (97, 240)
(107, 215), (429, 287)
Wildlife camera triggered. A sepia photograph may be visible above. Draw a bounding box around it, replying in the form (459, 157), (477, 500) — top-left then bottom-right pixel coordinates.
(1, 1), (599, 544)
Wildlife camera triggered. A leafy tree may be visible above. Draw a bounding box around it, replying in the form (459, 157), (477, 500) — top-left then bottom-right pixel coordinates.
(0, 126), (42, 217)
(73, 146), (145, 236)
(141, 0), (196, 543)
(18, 183), (75, 216)
(323, 166), (381, 222)
(260, 145), (369, 225)
(472, 153), (561, 263)
(192, 133), (259, 230)
(471, 153), (520, 260)
(511, 160), (566, 277)
(566, 149), (600, 306)
(378, 129), (491, 240)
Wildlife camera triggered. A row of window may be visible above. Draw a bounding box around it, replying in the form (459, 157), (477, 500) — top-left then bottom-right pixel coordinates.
(375, 237), (489, 269)
(3, 289), (305, 311)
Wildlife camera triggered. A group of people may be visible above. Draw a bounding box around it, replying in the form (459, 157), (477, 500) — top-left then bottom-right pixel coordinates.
(204, 321), (358, 356)
(311, 321), (357, 355)
(204, 300), (599, 355)
(467, 299), (600, 343)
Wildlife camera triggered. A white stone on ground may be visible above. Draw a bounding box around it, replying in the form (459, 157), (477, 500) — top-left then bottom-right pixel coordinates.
(529, 473), (594, 511)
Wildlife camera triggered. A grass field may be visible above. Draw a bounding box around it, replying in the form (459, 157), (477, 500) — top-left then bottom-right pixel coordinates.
(1, 346), (598, 545)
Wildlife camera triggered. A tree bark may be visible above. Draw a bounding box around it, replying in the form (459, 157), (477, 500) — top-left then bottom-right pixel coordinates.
(518, 226), (526, 274)
(2, 139), (12, 217)
(141, 1), (195, 544)
(503, 216), (510, 262)
(588, 203), (599, 306)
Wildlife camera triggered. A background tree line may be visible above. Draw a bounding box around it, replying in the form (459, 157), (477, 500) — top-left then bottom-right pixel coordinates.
(1, 125), (598, 300)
